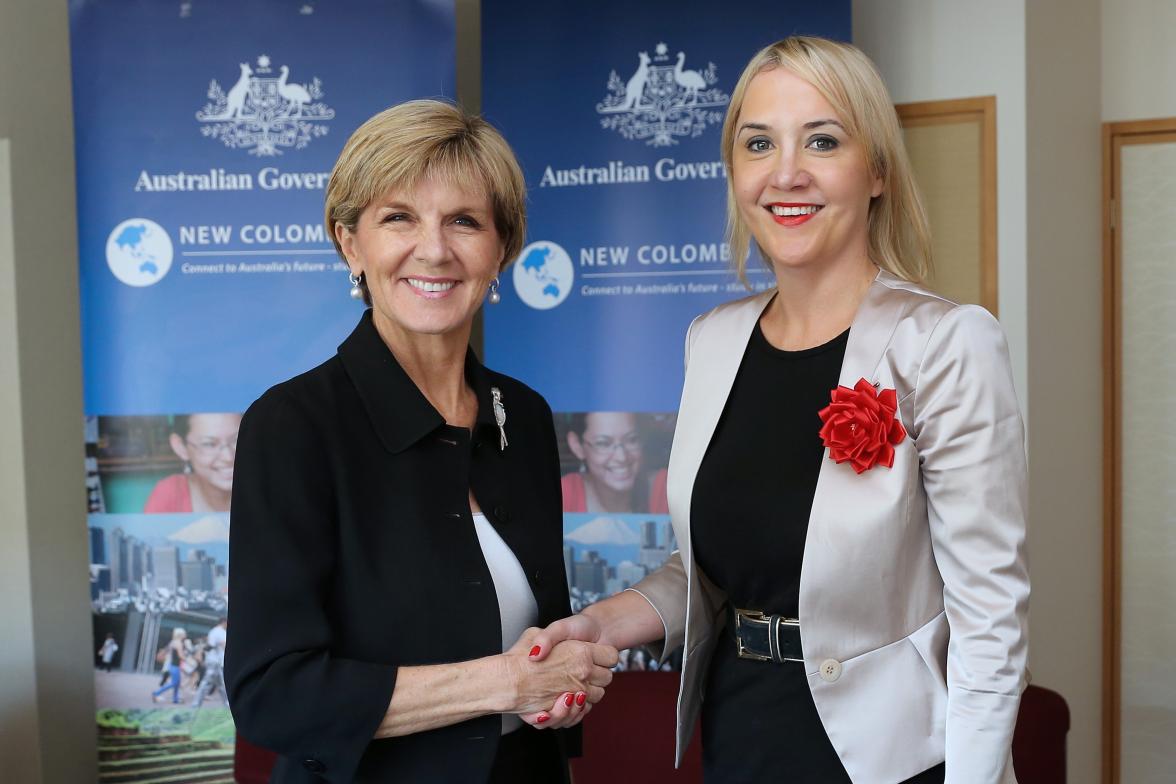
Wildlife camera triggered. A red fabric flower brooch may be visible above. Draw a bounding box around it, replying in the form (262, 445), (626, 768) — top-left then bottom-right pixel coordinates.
(817, 378), (907, 474)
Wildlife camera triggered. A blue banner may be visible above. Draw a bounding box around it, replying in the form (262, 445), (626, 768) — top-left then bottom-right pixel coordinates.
(482, 0), (849, 412)
(71, 0), (455, 415)
(70, 2), (455, 779)
(482, 1), (849, 683)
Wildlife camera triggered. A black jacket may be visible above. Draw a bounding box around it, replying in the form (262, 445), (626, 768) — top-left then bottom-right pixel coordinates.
(226, 311), (576, 783)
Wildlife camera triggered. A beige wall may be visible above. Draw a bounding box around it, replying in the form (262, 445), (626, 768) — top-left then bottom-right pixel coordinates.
(0, 1), (95, 782)
(853, 0), (1029, 416)
(1024, 4), (1104, 784)
(0, 137), (43, 784)
(855, 2), (1105, 783)
(1102, 0), (1176, 121)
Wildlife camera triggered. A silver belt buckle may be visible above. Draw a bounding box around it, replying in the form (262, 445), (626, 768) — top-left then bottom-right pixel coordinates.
(734, 607), (802, 663)
(734, 608), (773, 662)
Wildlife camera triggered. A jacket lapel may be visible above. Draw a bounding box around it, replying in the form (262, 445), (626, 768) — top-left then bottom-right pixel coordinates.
(666, 290), (774, 765)
(337, 311), (444, 454)
(836, 270), (907, 388)
(799, 271), (907, 628)
(668, 291), (774, 565)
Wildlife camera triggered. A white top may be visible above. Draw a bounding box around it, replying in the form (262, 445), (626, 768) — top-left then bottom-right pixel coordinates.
(472, 512), (539, 734)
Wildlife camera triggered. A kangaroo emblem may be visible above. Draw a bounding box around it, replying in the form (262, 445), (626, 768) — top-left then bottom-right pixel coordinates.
(219, 63), (252, 119)
(622, 52), (651, 110)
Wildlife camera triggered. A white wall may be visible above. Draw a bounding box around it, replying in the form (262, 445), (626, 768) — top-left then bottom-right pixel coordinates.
(0, 1), (95, 782)
(1102, 0), (1176, 121)
(853, 0), (1028, 417)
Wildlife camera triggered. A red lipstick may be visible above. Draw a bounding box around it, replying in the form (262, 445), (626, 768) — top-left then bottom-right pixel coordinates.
(767, 202), (822, 227)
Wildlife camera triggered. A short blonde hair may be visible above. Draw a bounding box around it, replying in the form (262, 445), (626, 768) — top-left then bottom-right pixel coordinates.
(325, 100), (527, 301)
(720, 36), (931, 283)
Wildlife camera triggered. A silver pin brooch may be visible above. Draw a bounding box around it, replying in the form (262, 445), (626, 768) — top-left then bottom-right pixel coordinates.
(491, 386), (508, 451)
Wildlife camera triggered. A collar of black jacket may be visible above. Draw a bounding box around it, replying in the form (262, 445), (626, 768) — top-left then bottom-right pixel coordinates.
(337, 310), (501, 455)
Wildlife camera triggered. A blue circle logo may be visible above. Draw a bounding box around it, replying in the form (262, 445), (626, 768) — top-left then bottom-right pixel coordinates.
(105, 219), (173, 287)
(512, 241), (573, 310)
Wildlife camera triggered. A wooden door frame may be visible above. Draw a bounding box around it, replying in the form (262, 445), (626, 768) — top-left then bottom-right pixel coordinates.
(896, 96), (998, 314)
(1101, 116), (1176, 784)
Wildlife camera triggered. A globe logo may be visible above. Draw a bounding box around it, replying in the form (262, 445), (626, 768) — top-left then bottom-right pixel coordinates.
(105, 219), (174, 287)
(512, 240), (573, 310)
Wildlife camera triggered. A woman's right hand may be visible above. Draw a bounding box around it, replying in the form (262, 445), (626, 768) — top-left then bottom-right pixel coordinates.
(501, 629), (617, 716)
(524, 613), (606, 660)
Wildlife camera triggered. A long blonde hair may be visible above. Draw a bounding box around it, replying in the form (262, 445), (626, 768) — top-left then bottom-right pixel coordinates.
(720, 36), (931, 283)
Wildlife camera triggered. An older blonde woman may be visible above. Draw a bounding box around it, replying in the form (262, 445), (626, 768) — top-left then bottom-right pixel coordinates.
(226, 100), (617, 784)
(528, 37), (1029, 784)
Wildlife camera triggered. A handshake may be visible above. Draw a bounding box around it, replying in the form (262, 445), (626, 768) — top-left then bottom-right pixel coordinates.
(502, 613), (616, 730)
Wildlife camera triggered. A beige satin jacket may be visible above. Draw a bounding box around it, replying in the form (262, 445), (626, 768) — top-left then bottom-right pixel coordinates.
(629, 271), (1029, 784)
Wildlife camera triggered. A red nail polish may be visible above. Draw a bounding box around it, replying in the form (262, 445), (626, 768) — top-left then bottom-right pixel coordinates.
(575, 692), (587, 706)
(529, 645), (541, 657)
(536, 713), (549, 724)
(564, 693), (574, 707)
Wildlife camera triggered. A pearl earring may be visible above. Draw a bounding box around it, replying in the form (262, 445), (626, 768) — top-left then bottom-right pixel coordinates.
(488, 277), (501, 304)
(348, 272), (363, 300)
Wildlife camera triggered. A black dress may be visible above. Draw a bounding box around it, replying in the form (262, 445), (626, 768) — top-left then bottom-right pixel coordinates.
(690, 321), (945, 784)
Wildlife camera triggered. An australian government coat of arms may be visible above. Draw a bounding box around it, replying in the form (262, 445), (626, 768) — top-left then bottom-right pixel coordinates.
(196, 55), (335, 156)
(596, 43), (729, 147)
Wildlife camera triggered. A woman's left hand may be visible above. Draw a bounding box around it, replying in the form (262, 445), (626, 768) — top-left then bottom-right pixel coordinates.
(521, 689), (592, 730)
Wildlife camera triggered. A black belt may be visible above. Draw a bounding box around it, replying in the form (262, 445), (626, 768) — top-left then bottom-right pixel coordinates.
(732, 607), (803, 664)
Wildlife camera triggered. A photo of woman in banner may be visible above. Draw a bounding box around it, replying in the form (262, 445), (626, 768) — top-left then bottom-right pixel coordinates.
(558, 412), (671, 514)
(143, 413), (241, 513)
(88, 414), (241, 514)
(525, 36), (1028, 784)
(226, 99), (616, 784)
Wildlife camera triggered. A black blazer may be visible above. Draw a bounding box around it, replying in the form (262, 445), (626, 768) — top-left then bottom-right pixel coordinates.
(226, 311), (576, 783)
